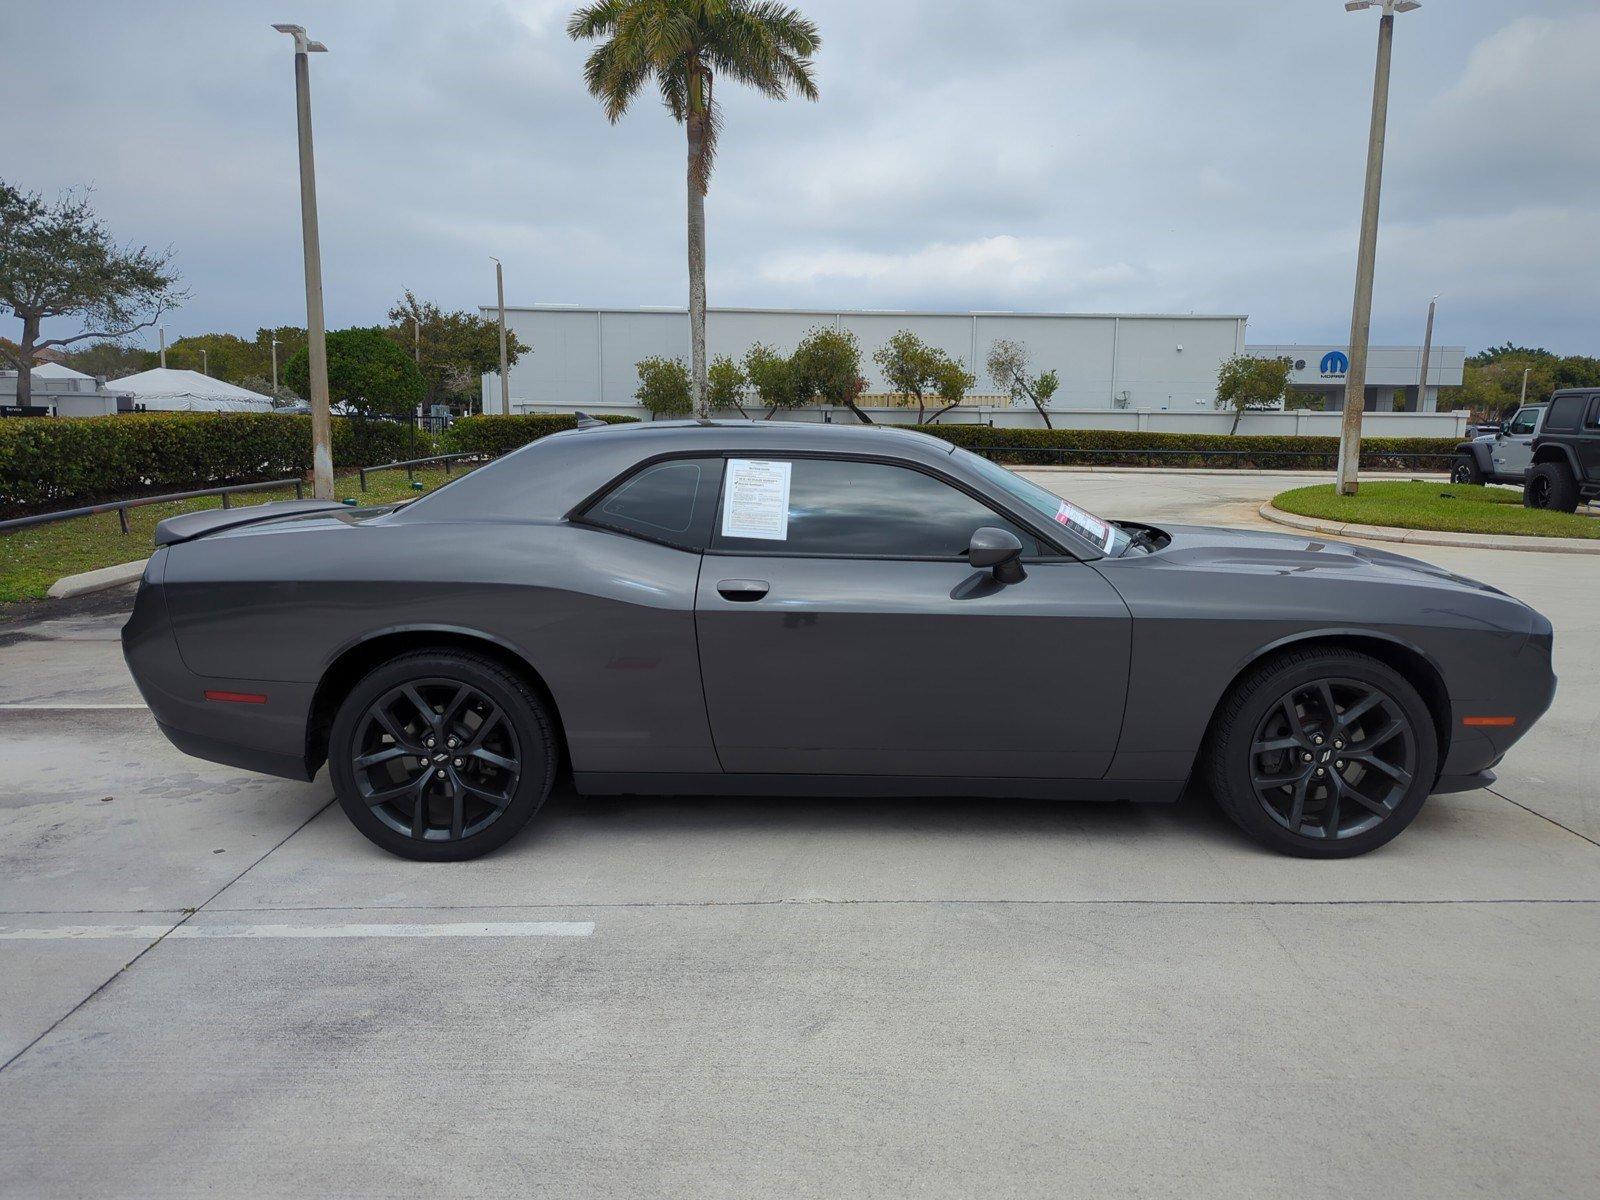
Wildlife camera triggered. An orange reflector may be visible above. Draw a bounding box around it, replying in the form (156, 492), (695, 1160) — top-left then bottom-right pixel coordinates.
(1461, 716), (1516, 727)
(204, 690), (268, 705)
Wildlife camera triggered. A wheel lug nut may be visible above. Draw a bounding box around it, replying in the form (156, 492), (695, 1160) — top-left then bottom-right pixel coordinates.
(453, 758), (463, 767)
(1335, 760), (1345, 769)
(436, 769), (446, 779)
(1302, 753), (1313, 762)
(1314, 736), (1324, 745)
(1316, 767), (1325, 776)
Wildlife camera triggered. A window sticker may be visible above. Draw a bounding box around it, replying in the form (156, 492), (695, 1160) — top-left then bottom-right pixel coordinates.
(1054, 500), (1114, 552)
(721, 459), (792, 540)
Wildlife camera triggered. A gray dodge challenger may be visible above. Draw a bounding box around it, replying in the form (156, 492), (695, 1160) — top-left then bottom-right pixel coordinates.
(123, 420), (1555, 861)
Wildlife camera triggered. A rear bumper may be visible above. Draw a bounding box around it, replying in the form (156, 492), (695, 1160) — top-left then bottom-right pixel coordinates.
(122, 552), (316, 782)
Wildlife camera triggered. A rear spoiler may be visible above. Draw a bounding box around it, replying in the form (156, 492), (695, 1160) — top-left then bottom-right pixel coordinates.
(154, 499), (350, 546)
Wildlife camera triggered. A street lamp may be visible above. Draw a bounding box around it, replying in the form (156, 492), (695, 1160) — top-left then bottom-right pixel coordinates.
(1415, 293), (1438, 411)
(158, 325), (167, 369)
(491, 257), (510, 415)
(200, 348), (208, 376)
(1334, 0), (1421, 495)
(270, 337), (281, 394)
(272, 22), (335, 500)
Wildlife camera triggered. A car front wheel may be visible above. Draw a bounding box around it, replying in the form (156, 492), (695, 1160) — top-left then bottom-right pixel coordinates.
(1451, 455), (1484, 485)
(329, 650), (557, 861)
(1204, 648), (1438, 858)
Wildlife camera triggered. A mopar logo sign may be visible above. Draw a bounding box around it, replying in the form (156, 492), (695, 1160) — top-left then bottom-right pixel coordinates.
(1320, 350), (1350, 378)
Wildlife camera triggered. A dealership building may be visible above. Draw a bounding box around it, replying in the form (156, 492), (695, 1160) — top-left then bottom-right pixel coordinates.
(481, 305), (1466, 434)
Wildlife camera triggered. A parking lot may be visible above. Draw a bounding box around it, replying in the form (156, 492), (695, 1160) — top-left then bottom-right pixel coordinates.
(2, 469), (1597, 1198)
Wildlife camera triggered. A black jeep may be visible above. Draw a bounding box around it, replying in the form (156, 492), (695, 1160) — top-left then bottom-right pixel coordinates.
(1523, 389), (1600, 512)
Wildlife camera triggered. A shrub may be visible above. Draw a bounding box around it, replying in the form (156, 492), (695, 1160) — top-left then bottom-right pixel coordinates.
(634, 356), (693, 418)
(706, 355), (750, 417)
(910, 425), (1459, 471)
(0, 412), (413, 517)
(442, 412), (637, 457)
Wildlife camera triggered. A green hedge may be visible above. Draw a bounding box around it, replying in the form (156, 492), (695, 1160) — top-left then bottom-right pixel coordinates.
(443, 412), (637, 457)
(0, 413), (418, 517)
(912, 425), (1459, 471)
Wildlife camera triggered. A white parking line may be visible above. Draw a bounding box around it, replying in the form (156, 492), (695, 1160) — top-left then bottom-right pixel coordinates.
(0, 921), (595, 940)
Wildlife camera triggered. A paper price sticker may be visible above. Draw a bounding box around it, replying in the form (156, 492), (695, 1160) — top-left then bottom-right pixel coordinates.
(721, 459), (792, 540)
(1054, 500), (1114, 552)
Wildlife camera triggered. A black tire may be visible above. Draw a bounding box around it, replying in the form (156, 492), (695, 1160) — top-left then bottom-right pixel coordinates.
(1524, 461), (1580, 513)
(1204, 648), (1439, 859)
(329, 650), (557, 861)
(1450, 455), (1484, 485)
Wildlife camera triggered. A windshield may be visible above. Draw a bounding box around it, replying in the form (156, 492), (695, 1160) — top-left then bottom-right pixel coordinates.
(952, 448), (1131, 557)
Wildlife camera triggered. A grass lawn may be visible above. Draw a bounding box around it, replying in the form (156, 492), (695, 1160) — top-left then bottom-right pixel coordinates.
(0, 467), (462, 605)
(1273, 480), (1600, 540)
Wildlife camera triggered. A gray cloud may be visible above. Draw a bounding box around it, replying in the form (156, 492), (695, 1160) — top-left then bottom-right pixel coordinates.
(5, 0), (1596, 354)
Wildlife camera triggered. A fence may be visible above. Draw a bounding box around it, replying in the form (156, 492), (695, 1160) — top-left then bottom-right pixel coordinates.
(0, 477), (307, 538)
(357, 451), (496, 491)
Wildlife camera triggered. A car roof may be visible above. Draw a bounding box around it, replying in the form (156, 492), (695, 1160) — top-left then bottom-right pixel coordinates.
(399, 418), (973, 526)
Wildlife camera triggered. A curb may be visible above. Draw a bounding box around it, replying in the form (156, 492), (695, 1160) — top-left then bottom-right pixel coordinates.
(47, 558), (149, 599)
(1019, 466), (1448, 479)
(1258, 504), (1600, 556)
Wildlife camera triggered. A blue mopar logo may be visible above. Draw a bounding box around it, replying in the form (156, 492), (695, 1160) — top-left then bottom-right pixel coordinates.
(1320, 350), (1349, 377)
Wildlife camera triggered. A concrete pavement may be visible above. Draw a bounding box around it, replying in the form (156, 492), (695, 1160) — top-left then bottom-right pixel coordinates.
(1, 468), (1597, 1198)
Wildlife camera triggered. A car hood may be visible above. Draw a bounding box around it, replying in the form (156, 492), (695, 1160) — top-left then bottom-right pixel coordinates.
(1137, 522), (1509, 596)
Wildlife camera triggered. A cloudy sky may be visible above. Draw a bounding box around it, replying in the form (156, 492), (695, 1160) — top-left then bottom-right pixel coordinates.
(7, 0), (1598, 354)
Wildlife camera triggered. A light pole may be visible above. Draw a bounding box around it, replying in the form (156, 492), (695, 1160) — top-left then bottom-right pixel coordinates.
(270, 337), (281, 394)
(273, 22), (335, 500)
(158, 325), (167, 369)
(1519, 367), (1531, 408)
(491, 257), (510, 415)
(200, 348), (208, 377)
(1415, 293), (1437, 411)
(1335, 0), (1421, 495)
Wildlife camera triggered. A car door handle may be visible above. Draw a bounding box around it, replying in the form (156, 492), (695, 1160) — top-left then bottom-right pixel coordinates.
(716, 578), (770, 602)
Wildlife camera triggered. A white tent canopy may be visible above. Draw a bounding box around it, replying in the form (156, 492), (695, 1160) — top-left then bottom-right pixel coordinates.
(106, 368), (274, 413)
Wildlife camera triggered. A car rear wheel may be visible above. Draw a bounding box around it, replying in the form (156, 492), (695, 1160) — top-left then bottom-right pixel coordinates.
(329, 650), (556, 861)
(1524, 461), (1580, 513)
(1451, 455), (1484, 485)
(1204, 648), (1438, 858)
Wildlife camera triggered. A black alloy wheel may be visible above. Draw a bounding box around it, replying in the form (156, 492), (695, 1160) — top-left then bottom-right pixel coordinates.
(353, 678), (522, 842)
(1450, 456), (1482, 485)
(1247, 677), (1416, 841)
(330, 651), (556, 861)
(1206, 647), (1438, 858)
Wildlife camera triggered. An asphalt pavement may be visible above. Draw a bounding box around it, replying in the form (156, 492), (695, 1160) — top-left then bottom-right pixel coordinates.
(1, 469), (1596, 1199)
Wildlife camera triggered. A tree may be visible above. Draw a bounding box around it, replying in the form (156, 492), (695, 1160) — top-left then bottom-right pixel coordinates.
(873, 330), (974, 424)
(569, 0), (820, 416)
(59, 340), (156, 379)
(706, 353), (749, 417)
(284, 327), (425, 420)
(985, 338), (1059, 429)
(1214, 354), (1292, 434)
(791, 325), (870, 423)
(635, 355), (693, 417)
(165, 332), (262, 381)
(0, 182), (183, 406)
(743, 343), (805, 418)
(386, 290), (529, 415)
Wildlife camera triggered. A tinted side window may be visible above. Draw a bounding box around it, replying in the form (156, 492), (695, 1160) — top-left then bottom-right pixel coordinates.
(583, 457), (720, 549)
(1544, 396), (1585, 432)
(712, 458), (1042, 558)
(1507, 408), (1539, 436)
(1586, 397), (1600, 430)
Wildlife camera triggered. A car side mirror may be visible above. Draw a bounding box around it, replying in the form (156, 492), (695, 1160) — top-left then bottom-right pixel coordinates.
(968, 527), (1026, 585)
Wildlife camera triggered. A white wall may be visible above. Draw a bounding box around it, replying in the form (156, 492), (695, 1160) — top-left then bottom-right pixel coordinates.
(486, 306), (1249, 414)
(508, 399), (1468, 439)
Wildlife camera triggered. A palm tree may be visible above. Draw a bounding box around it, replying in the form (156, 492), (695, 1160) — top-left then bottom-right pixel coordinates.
(568, 0), (820, 417)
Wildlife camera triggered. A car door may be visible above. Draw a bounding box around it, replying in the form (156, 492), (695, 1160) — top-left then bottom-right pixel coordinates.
(1580, 395), (1600, 485)
(1493, 406), (1539, 478)
(693, 455), (1132, 779)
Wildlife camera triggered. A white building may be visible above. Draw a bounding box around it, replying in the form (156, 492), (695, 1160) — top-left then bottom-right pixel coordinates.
(479, 304), (1468, 437)
(0, 363), (129, 417)
(1248, 344), (1466, 413)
